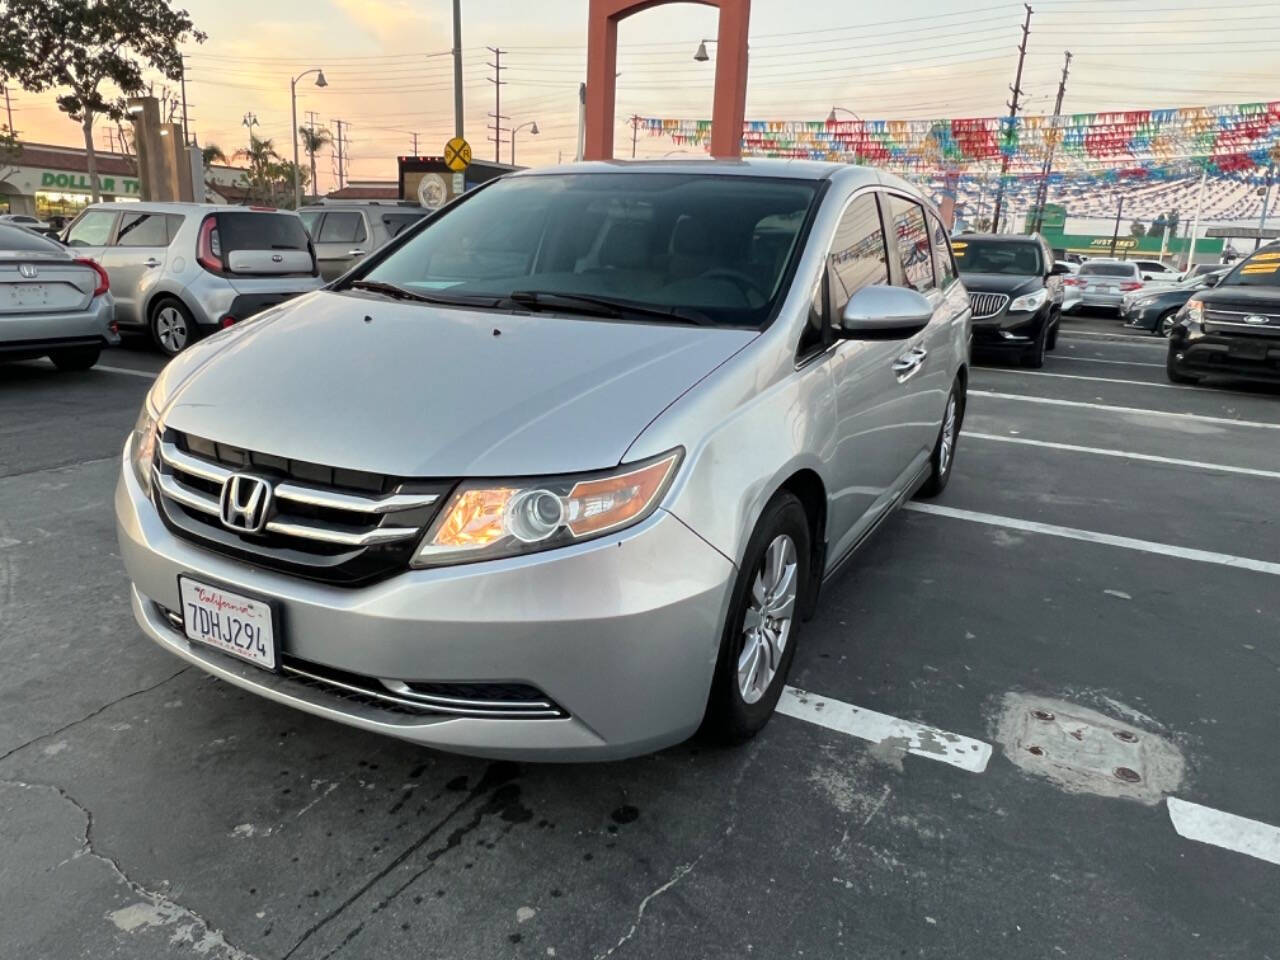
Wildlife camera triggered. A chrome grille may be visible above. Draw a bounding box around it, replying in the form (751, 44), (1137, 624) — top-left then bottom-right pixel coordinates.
(969, 292), (1009, 319)
(1204, 307), (1280, 334)
(153, 430), (451, 585)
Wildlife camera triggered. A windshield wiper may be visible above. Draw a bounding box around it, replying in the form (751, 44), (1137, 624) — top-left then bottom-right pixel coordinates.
(505, 290), (713, 326)
(348, 280), (496, 308)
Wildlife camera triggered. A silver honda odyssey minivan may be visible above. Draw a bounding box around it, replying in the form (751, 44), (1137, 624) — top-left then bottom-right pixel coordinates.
(116, 160), (971, 760)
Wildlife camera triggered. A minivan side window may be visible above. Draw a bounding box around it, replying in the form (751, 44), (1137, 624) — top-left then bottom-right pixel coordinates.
(886, 195), (936, 293)
(115, 211), (172, 247)
(927, 212), (958, 289)
(318, 212), (367, 244)
(65, 210), (116, 247)
(827, 193), (890, 318)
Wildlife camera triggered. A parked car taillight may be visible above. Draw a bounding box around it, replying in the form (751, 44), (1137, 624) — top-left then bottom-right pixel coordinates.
(1063, 276), (1084, 287)
(1120, 281), (1143, 291)
(197, 215), (223, 273)
(74, 257), (110, 297)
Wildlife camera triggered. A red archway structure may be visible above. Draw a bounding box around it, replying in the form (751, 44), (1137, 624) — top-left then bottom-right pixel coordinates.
(584, 0), (750, 161)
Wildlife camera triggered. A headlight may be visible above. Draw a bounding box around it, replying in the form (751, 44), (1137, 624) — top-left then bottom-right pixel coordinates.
(1185, 297), (1205, 324)
(1009, 288), (1049, 312)
(411, 449), (683, 567)
(129, 397), (160, 496)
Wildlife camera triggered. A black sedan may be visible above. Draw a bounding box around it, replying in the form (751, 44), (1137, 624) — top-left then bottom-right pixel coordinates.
(1123, 268), (1228, 336)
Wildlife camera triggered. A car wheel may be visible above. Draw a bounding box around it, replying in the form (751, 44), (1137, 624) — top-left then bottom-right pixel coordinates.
(1166, 350), (1200, 385)
(49, 346), (101, 371)
(1020, 323), (1047, 368)
(703, 492), (810, 744)
(1158, 310), (1178, 338)
(916, 379), (964, 499)
(150, 298), (197, 356)
(1046, 314), (1059, 351)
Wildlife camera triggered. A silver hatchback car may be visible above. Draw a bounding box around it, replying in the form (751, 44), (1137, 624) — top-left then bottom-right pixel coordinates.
(116, 161), (971, 760)
(62, 202), (325, 355)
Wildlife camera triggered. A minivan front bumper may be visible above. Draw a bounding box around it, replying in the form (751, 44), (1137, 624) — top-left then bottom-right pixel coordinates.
(115, 441), (737, 761)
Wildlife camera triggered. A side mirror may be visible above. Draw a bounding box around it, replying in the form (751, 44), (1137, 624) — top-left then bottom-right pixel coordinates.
(1050, 262), (1071, 275)
(1203, 273), (1221, 287)
(837, 285), (934, 341)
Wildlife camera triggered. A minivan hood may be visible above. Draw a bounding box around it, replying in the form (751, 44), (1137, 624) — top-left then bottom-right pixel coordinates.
(160, 290), (755, 477)
(957, 272), (1041, 296)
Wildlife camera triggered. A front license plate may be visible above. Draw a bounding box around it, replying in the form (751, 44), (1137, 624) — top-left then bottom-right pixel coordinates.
(1230, 341), (1268, 361)
(178, 576), (277, 670)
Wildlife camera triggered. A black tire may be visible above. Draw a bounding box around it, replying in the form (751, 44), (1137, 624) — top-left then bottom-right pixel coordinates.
(49, 346), (101, 371)
(703, 492), (811, 744)
(1046, 313), (1059, 351)
(916, 378), (964, 499)
(1166, 350), (1200, 385)
(150, 297), (198, 356)
(1020, 321), (1048, 368)
(1157, 310), (1178, 338)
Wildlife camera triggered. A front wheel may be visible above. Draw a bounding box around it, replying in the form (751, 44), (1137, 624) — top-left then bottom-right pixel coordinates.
(1046, 313), (1059, 351)
(703, 492), (810, 744)
(49, 346), (101, 371)
(1020, 322), (1048, 368)
(1157, 310), (1178, 338)
(1166, 350), (1200, 385)
(916, 379), (964, 499)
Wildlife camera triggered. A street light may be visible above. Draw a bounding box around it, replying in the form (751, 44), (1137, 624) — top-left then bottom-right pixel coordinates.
(511, 120), (539, 166)
(290, 68), (327, 209)
(826, 106), (861, 123)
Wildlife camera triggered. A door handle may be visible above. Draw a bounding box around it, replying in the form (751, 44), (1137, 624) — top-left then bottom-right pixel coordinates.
(892, 346), (928, 382)
(347, 249), (367, 257)
(143, 258), (162, 268)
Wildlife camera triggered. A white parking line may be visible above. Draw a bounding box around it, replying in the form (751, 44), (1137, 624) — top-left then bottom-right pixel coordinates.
(980, 368), (1189, 391)
(777, 686), (992, 774)
(1168, 797), (1280, 867)
(904, 502), (1280, 576)
(97, 365), (159, 380)
(1051, 355), (1164, 369)
(965, 432), (1280, 481)
(970, 390), (1280, 431)
(1060, 330), (1164, 346)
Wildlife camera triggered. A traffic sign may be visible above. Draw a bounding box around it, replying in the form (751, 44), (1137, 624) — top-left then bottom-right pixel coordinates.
(444, 137), (472, 172)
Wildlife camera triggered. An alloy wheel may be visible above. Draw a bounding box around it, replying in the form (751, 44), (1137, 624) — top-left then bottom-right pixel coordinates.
(939, 394), (958, 475)
(155, 306), (189, 353)
(738, 534), (799, 704)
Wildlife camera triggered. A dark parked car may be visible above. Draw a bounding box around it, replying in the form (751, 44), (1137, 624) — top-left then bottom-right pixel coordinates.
(1124, 268), (1227, 336)
(953, 232), (1067, 368)
(1168, 244), (1280, 386)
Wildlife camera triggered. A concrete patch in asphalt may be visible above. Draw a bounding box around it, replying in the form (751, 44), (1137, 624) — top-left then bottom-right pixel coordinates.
(994, 693), (1185, 806)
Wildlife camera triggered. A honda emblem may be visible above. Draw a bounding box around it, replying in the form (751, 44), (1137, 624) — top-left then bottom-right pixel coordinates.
(19, 263), (38, 279)
(219, 473), (273, 534)
(271, 254), (284, 263)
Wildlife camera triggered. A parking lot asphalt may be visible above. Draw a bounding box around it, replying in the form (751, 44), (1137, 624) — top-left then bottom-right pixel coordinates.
(2, 314), (1277, 959)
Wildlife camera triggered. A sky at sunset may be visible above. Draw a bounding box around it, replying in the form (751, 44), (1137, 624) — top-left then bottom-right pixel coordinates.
(10, 0), (1280, 193)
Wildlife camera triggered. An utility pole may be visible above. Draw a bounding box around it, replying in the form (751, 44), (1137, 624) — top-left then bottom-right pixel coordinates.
(1186, 166), (1208, 270)
(486, 46), (507, 162)
(410, 131), (420, 155)
(1, 82), (16, 136)
(1031, 50), (1070, 234)
(242, 112), (258, 151)
(1109, 194), (1125, 258)
(179, 56), (190, 145)
(991, 3), (1032, 235)
(332, 119), (347, 190)
(1256, 161), (1275, 250)
(452, 0), (464, 140)
(631, 114), (639, 158)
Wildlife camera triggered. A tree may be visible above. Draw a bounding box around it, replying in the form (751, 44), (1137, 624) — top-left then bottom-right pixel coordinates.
(0, 124), (20, 182)
(233, 136), (308, 207)
(201, 143), (226, 167)
(0, 0), (205, 202)
(297, 125), (331, 202)
(1130, 219), (1146, 239)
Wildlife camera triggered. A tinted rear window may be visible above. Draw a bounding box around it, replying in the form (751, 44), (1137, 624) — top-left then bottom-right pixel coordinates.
(382, 212), (426, 237)
(1079, 262), (1135, 277)
(217, 213), (310, 252)
(0, 223), (63, 252)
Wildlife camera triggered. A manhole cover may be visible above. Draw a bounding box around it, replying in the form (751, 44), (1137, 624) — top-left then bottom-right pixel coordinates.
(994, 693), (1184, 805)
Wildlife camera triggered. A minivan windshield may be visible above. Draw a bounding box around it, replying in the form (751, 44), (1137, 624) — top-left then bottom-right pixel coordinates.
(1221, 248), (1280, 286)
(356, 173), (820, 327)
(952, 238), (1043, 276)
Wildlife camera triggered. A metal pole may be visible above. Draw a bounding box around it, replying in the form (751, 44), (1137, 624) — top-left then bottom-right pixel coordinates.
(576, 83), (586, 162)
(452, 0), (464, 140)
(1159, 223), (1170, 263)
(1187, 167), (1208, 270)
(631, 114), (638, 158)
(291, 76), (301, 209)
(511, 125), (517, 166)
(1, 83), (14, 135)
(992, 3), (1033, 234)
(1255, 161), (1274, 250)
(179, 58), (190, 145)
(1109, 194), (1124, 258)
(1031, 50), (1070, 234)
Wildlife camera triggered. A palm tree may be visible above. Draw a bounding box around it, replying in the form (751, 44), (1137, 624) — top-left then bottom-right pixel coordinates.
(201, 143), (227, 168)
(233, 136), (283, 204)
(297, 125), (332, 201)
